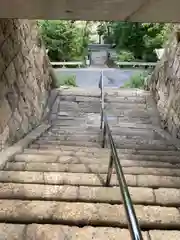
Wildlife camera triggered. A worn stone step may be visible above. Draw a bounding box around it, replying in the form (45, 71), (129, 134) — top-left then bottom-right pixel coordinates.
(5, 162), (180, 177)
(0, 171), (135, 186)
(155, 188), (180, 207)
(26, 145), (180, 156)
(0, 183), (155, 205)
(1, 171), (180, 188)
(0, 200), (179, 228)
(37, 136), (171, 146)
(61, 95), (145, 104)
(51, 120), (86, 126)
(109, 122), (154, 127)
(53, 122), (154, 129)
(39, 134), (101, 142)
(33, 139), (174, 150)
(106, 103), (147, 110)
(23, 149), (110, 158)
(105, 96), (146, 103)
(116, 119), (153, 124)
(115, 142), (175, 151)
(16, 152), (180, 164)
(3, 160), (180, 173)
(33, 140), (101, 148)
(49, 128), (160, 139)
(40, 133), (158, 142)
(106, 111), (151, 119)
(117, 149), (180, 156)
(2, 183), (180, 207)
(33, 145), (107, 153)
(3, 223), (180, 240)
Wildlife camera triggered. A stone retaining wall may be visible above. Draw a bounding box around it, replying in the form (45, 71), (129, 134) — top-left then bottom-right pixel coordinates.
(149, 26), (180, 138)
(0, 19), (52, 150)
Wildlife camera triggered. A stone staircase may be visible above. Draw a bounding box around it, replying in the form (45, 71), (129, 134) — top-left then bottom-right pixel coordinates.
(0, 88), (180, 239)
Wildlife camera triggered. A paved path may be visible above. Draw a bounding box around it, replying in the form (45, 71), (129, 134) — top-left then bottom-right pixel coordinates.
(0, 88), (180, 239)
(55, 67), (147, 88)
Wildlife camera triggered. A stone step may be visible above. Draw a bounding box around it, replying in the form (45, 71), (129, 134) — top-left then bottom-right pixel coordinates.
(3, 160), (180, 172)
(52, 122), (154, 129)
(38, 136), (100, 143)
(107, 103), (147, 110)
(115, 142), (175, 151)
(60, 96), (100, 102)
(1, 171), (180, 188)
(106, 109), (150, 118)
(61, 95), (146, 104)
(13, 152), (180, 165)
(4, 161), (180, 177)
(27, 145), (180, 156)
(23, 149), (110, 158)
(41, 133), (160, 141)
(105, 96), (146, 103)
(59, 88), (145, 97)
(0, 200), (179, 229)
(1, 183), (180, 208)
(0, 171), (133, 186)
(39, 135), (101, 142)
(33, 139), (175, 151)
(0, 183), (154, 205)
(33, 140), (101, 148)
(38, 136), (163, 144)
(116, 149), (180, 156)
(3, 223), (180, 240)
(49, 128), (159, 139)
(50, 119), (86, 126)
(116, 119), (153, 124)
(52, 118), (153, 126)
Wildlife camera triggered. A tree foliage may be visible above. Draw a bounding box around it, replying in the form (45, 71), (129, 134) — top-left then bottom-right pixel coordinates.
(97, 22), (172, 61)
(38, 20), (91, 61)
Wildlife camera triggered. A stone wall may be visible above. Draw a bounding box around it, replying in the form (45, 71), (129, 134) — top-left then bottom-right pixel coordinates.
(0, 19), (52, 150)
(149, 26), (180, 138)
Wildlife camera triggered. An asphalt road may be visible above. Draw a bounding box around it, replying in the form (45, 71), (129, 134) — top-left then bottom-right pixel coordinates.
(55, 67), (146, 88)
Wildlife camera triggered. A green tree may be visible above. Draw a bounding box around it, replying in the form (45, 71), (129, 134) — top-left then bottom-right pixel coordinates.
(38, 20), (90, 61)
(98, 21), (171, 62)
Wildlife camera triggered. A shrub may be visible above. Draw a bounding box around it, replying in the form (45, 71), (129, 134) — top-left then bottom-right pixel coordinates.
(117, 50), (135, 62)
(121, 72), (150, 89)
(56, 75), (77, 87)
(63, 75), (77, 86)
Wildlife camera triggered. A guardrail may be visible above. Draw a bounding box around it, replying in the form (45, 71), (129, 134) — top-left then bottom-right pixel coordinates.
(115, 61), (157, 68)
(99, 72), (143, 240)
(51, 61), (84, 68)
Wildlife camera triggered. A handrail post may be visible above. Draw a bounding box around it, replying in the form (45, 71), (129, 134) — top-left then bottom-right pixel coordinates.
(100, 108), (103, 130)
(106, 150), (114, 186)
(102, 122), (106, 148)
(99, 70), (104, 130)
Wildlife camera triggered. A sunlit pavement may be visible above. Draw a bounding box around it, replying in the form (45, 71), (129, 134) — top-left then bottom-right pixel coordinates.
(55, 67), (145, 88)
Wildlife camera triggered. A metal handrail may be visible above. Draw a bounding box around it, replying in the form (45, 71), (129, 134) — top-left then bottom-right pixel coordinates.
(99, 70), (104, 129)
(99, 72), (143, 240)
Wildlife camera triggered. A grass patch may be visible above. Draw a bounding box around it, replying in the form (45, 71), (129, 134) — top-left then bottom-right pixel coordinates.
(121, 72), (150, 89)
(55, 75), (77, 87)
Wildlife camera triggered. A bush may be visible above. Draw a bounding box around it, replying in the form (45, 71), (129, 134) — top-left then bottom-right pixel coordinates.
(121, 72), (150, 89)
(117, 50), (135, 62)
(56, 75), (77, 87)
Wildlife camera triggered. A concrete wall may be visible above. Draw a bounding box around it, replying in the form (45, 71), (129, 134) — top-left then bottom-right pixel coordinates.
(0, 19), (52, 150)
(149, 26), (180, 138)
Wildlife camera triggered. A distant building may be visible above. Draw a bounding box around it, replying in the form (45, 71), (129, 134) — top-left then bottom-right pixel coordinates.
(87, 44), (113, 65)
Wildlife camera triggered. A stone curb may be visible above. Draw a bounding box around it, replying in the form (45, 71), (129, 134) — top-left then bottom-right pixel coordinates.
(0, 123), (50, 168)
